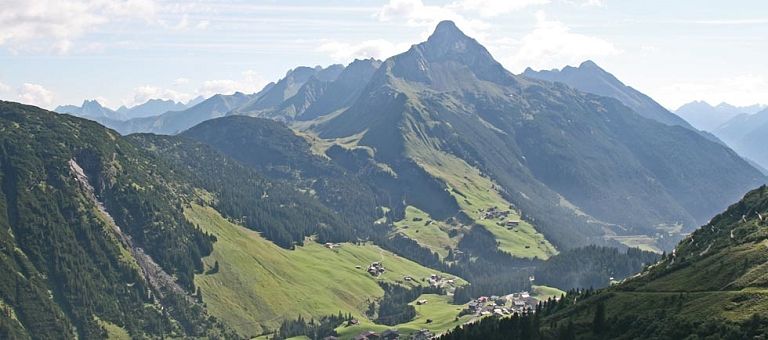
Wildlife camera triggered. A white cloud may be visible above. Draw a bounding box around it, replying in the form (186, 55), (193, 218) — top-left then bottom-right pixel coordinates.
(128, 85), (192, 106)
(450, 0), (549, 17)
(318, 39), (409, 62)
(0, 81), (10, 94)
(376, 0), (490, 38)
(173, 77), (190, 86)
(197, 70), (266, 98)
(17, 83), (55, 108)
(94, 96), (113, 108)
(582, 0), (605, 6)
(504, 11), (620, 72)
(653, 74), (768, 109)
(321, 0), (537, 62)
(0, 0), (156, 53)
(195, 20), (210, 30)
(169, 14), (190, 31)
(564, 0), (605, 7)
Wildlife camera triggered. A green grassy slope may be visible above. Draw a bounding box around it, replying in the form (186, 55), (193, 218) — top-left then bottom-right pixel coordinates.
(393, 206), (459, 258)
(541, 185), (768, 336)
(336, 294), (473, 339)
(406, 148), (556, 259)
(0, 101), (230, 339)
(187, 204), (465, 337)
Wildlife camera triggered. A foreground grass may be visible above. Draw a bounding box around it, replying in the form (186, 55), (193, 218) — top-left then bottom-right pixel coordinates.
(186, 204), (463, 337)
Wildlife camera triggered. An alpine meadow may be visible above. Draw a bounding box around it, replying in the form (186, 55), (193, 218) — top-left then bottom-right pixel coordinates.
(1, 1), (767, 339)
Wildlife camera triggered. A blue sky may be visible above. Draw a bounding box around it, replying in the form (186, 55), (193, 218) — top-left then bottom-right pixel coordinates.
(0, 0), (766, 110)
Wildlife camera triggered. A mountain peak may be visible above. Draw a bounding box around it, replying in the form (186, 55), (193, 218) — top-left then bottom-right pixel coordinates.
(432, 20), (462, 36)
(380, 20), (516, 88)
(427, 20), (471, 46)
(579, 60), (600, 69)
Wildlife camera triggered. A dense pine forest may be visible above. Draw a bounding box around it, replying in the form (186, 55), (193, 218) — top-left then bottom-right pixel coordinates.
(0, 102), (234, 338)
(534, 245), (659, 290)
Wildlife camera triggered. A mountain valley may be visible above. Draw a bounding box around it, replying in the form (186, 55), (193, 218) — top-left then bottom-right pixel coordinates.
(3, 18), (767, 340)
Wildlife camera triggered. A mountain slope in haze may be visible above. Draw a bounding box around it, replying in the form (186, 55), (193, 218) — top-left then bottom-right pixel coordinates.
(101, 92), (253, 135)
(713, 107), (768, 170)
(522, 61), (693, 129)
(116, 98), (190, 118)
(180, 115), (462, 238)
(55, 99), (123, 120)
(675, 100), (766, 131)
(179, 116), (385, 233)
(233, 60), (382, 122)
(235, 64), (344, 116)
(315, 20), (766, 250)
(297, 58), (383, 121)
(57, 98), (197, 122)
(96, 64), (350, 136)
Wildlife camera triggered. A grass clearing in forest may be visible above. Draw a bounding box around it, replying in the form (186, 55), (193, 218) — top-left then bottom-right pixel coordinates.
(408, 149), (557, 259)
(186, 204), (464, 337)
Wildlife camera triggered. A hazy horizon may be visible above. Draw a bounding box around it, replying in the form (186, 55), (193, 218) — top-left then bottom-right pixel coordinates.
(1, 0), (766, 110)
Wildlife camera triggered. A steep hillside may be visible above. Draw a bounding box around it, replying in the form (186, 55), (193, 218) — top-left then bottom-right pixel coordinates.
(542, 185), (768, 338)
(315, 20), (766, 250)
(522, 61), (693, 129)
(0, 101), (232, 338)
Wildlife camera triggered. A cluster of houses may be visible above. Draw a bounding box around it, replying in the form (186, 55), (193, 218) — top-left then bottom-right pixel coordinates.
(336, 328), (432, 340)
(324, 242), (342, 249)
(367, 262), (386, 277)
(344, 329), (400, 340)
(479, 207), (520, 229)
(427, 273), (455, 289)
(401, 274), (455, 290)
(465, 291), (538, 317)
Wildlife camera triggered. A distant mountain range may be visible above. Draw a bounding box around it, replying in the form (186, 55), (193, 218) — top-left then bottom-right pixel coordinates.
(522, 61), (694, 129)
(55, 97), (204, 121)
(99, 92), (253, 135)
(98, 60), (383, 135)
(309, 20), (764, 247)
(712, 107), (768, 171)
(675, 100), (766, 131)
(672, 101), (768, 171)
(86, 21), (766, 251)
